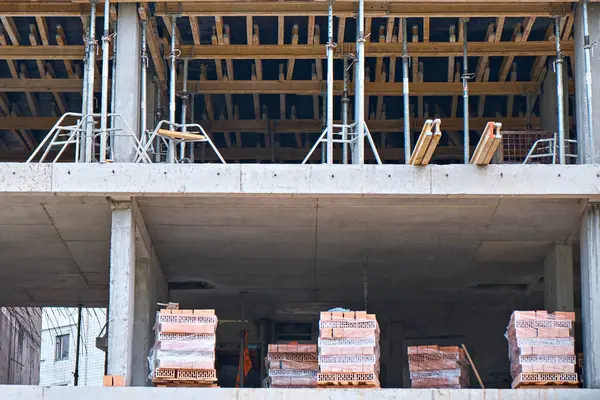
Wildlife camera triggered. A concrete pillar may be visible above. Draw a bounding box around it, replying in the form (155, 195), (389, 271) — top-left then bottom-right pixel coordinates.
(131, 252), (167, 386)
(107, 200), (136, 384)
(580, 203), (600, 388)
(575, 3), (600, 163)
(539, 64), (570, 139)
(544, 242), (574, 312)
(114, 4), (141, 162)
(387, 322), (407, 388)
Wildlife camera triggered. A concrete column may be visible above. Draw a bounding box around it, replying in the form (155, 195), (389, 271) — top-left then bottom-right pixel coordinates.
(539, 64), (570, 139)
(131, 252), (167, 386)
(387, 322), (406, 388)
(114, 4), (141, 162)
(575, 3), (600, 163)
(544, 242), (574, 312)
(580, 203), (600, 388)
(107, 200), (136, 384)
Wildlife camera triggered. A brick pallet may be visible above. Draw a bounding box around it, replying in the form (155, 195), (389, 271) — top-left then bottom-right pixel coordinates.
(317, 311), (380, 388)
(507, 310), (578, 389)
(408, 345), (470, 388)
(265, 343), (318, 388)
(149, 308), (219, 388)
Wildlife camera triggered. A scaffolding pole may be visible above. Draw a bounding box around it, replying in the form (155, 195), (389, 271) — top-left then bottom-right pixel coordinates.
(355, 0), (366, 164)
(154, 79), (162, 163)
(582, 0), (596, 163)
(79, 14), (90, 163)
(180, 58), (189, 161)
(326, 1), (334, 164)
(342, 55), (350, 164)
(554, 17), (566, 164)
(461, 18), (470, 164)
(109, 14), (118, 161)
(99, 0), (111, 163)
(402, 18), (410, 164)
(168, 15), (177, 163)
(73, 305), (83, 386)
(85, 0), (97, 163)
(140, 21), (148, 148)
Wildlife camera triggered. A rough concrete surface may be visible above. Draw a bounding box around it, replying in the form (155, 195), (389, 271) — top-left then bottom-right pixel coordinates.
(0, 163), (600, 197)
(2, 387), (600, 400)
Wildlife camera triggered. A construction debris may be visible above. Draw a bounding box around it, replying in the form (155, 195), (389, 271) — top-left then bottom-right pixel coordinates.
(317, 311), (380, 388)
(408, 345), (470, 388)
(265, 343), (318, 388)
(506, 310), (579, 389)
(149, 308), (219, 388)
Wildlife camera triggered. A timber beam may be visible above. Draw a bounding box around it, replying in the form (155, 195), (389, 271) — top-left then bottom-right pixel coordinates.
(0, 117), (542, 132)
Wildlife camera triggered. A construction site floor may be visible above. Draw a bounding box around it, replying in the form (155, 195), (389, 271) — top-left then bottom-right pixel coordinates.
(4, 386), (600, 399)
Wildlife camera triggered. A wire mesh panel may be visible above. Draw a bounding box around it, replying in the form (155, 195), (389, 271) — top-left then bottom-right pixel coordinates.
(500, 131), (555, 164)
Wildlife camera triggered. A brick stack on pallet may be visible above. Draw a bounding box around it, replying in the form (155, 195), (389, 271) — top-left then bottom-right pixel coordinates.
(149, 308), (219, 388)
(317, 310), (380, 388)
(265, 343), (318, 388)
(407, 346), (470, 388)
(507, 310), (578, 389)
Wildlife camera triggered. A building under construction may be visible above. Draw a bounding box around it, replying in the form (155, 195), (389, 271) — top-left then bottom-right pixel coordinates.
(1, 0), (600, 397)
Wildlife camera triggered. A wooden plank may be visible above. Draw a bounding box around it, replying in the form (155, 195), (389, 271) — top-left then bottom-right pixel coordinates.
(189, 16), (201, 45)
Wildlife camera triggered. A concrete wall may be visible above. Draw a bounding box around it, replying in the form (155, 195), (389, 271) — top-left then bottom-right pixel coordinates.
(40, 308), (107, 386)
(0, 308), (41, 385)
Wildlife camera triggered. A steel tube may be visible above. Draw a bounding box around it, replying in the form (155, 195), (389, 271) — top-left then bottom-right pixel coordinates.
(99, 0), (110, 163)
(189, 88), (195, 162)
(342, 55), (349, 164)
(180, 58), (189, 160)
(555, 16), (566, 164)
(140, 21), (148, 148)
(73, 305), (83, 386)
(582, 0), (595, 163)
(356, 0), (365, 164)
(154, 80), (162, 163)
(462, 18), (470, 164)
(326, 1), (334, 164)
(79, 17), (90, 163)
(402, 18), (410, 164)
(85, 0), (97, 163)
(109, 17), (118, 161)
(168, 15), (177, 163)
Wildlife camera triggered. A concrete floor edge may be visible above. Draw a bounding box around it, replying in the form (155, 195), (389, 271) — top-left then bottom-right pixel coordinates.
(1, 163), (600, 197)
(2, 386), (599, 400)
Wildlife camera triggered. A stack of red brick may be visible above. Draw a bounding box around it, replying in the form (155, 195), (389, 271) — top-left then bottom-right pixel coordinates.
(265, 343), (318, 388)
(408, 346), (470, 388)
(317, 311), (380, 387)
(507, 310), (578, 388)
(149, 309), (218, 387)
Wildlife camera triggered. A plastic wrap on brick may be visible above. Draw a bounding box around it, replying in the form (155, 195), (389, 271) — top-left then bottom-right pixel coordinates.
(266, 343), (318, 388)
(505, 310), (578, 388)
(407, 345), (469, 388)
(149, 309), (218, 386)
(317, 310), (380, 388)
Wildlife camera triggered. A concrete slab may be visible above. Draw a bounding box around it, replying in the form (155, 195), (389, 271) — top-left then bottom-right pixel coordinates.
(0, 163), (600, 197)
(1, 386), (599, 400)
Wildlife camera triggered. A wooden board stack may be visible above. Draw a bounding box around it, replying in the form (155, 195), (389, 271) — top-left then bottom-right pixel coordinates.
(265, 343), (318, 388)
(407, 346), (470, 388)
(150, 309), (219, 388)
(317, 311), (380, 388)
(507, 310), (578, 389)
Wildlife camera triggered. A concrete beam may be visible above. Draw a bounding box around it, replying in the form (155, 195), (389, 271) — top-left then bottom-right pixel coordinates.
(3, 386), (600, 399)
(580, 203), (600, 388)
(4, 164), (600, 198)
(544, 242), (574, 312)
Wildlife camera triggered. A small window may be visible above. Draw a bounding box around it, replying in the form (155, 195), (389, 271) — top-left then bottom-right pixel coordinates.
(55, 334), (69, 361)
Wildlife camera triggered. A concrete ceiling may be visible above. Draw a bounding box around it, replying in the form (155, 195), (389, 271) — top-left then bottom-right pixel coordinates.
(0, 194), (583, 318)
